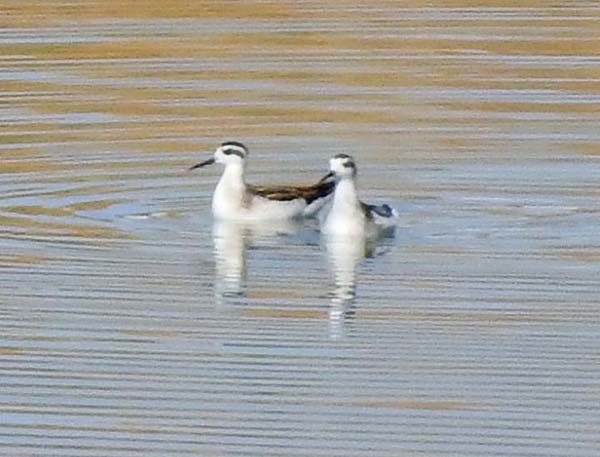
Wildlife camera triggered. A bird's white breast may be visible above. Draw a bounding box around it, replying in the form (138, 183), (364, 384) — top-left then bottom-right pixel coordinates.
(322, 179), (368, 236)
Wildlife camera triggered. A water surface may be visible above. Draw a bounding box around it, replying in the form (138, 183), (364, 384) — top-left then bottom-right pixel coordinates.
(1, 2), (599, 456)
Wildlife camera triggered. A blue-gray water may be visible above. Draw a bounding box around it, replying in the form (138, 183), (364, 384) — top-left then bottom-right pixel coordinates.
(1, 2), (599, 456)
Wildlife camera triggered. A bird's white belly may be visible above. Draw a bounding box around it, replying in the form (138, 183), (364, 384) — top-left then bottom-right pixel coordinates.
(250, 196), (306, 220)
(212, 184), (244, 220)
(212, 187), (305, 221)
(323, 208), (368, 236)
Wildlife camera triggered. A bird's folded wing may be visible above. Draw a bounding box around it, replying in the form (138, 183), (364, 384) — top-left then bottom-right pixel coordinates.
(249, 180), (335, 204)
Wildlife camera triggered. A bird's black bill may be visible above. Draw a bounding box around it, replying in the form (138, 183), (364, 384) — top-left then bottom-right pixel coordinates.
(318, 171), (334, 184)
(188, 158), (215, 170)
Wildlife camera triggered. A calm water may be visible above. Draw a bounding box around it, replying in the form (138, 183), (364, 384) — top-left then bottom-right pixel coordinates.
(1, 2), (600, 456)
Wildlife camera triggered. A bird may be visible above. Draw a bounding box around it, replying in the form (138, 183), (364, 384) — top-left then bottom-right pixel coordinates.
(319, 154), (397, 238)
(189, 141), (335, 221)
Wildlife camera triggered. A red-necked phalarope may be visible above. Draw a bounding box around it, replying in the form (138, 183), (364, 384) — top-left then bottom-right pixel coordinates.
(319, 154), (398, 237)
(189, 141), (335, 221)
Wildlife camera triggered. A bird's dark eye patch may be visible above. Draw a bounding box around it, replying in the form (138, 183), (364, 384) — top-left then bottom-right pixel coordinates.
(222, 148), (245, 158)
(343, 161), (355, 168)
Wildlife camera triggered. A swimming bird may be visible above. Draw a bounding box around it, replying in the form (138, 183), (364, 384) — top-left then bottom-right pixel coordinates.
(319, 154), (397, 237)
(189, 141), (335, 221)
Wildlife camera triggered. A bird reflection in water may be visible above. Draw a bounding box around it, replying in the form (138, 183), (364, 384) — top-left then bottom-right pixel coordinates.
(212, 219), (304, 302)
(324, 233), (375, 339)
(213, 218), (393, 339)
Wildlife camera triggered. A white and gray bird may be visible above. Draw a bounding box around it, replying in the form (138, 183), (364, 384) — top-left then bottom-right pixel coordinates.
(189, 141), (335, 221)
(319, 154), (397, 238)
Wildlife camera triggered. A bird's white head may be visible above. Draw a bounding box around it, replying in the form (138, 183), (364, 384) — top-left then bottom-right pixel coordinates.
(215, 141), (248, 166)
(320, 153), (357, 183)
(189, 141), (248, 171)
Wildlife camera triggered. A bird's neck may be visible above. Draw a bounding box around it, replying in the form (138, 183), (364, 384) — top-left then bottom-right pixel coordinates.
(213, 163), (247, 214)
(218, 163), (246, 191)
(332, 178), (361, 211)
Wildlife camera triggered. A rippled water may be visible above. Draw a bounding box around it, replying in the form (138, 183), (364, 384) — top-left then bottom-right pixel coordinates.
(1, 2), (600, 456)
